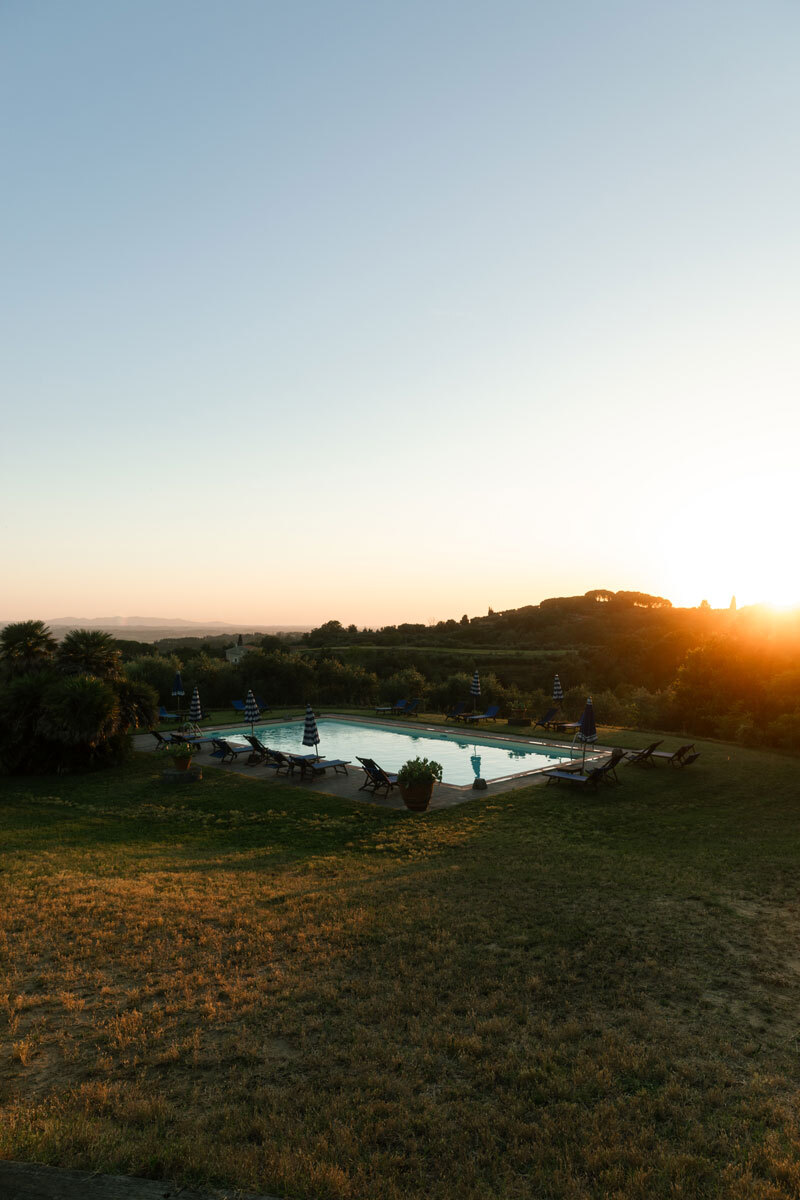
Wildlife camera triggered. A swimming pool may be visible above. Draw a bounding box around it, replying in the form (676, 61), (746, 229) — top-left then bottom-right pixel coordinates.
(210, 718), (580, 787)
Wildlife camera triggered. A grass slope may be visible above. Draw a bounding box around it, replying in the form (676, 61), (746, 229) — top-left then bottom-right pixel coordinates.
(2, 740), (800, 1199)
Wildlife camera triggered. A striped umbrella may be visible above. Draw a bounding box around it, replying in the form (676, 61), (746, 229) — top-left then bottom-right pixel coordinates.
(188, 686), (202, 724)
(470, 669), (481, 712)
(577, 696), (598, 768)
(172, 671), (184, 719)
(553, 674), (564, 705)
(244, 689), (260, 734)
(302, 703), (321, 759)
(470, 746), (482, 779)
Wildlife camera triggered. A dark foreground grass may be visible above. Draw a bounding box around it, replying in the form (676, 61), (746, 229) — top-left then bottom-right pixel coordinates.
(2, 739), (800, 1199)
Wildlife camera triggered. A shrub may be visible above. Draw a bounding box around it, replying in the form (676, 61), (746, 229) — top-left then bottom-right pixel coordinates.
(397, 757), (443, 787)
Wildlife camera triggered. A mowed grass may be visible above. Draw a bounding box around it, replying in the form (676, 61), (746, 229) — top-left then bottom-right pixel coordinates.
(3, 741), (800, 1198)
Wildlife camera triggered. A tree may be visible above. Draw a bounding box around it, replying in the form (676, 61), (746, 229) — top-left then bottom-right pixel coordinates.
(0, 620), (57, 675)
(57, 629), (122, 680)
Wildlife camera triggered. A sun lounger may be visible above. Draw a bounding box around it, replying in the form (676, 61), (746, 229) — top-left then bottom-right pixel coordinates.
(210, 738), (252, 763)
(357, 756), (398, 796)
(599, 746), (626, 783)
(444, 701), (466, 722)
(533, 707), (559, 729)
(293, 757), (350, 779)
(260, 748), (293, 774)
(651, 743), (695, 767)
(151, 730), (183, 748)
(624, 741), (663, 767)
(403, 699), (420, 717)
(231, 700), (246, 716)
(244, 735), (282, 768)
(158, 706), (179, 722)
(544, 766), (605, 787)
(463, 703), (500, 725)
(391, 699), (410, 715)
(375, 698), (404, 715)
(678, 751), (701, 767)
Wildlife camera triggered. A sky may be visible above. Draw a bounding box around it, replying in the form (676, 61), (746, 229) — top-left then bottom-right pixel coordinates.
(2, 1), (799, 627)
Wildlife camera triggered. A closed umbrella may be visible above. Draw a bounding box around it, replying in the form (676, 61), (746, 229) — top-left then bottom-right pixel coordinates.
(188, 686), (202, 729)
(553, 674), (564, 705)
(470, 669), (481, 713)
(303, 703), (321, 760)
(172, 671), (185, 720)
(577, 696), (597, 768)
(244, 689), (260, 734)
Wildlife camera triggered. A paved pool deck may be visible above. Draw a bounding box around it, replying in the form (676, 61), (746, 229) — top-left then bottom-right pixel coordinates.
(134, 713), (611, 811)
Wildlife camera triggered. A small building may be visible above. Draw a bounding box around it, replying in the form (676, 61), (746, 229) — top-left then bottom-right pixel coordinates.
(225, 644), (257, 665)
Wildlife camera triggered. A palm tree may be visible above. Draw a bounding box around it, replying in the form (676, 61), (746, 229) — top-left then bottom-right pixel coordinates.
(57, 629), (122, 680)
(0, 620), (57, 676)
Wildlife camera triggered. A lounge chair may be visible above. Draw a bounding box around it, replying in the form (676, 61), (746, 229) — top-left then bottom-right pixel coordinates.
(158, 706), (178, 721)
(624, 741), (663, 767)
(463, 703), (500, 725)
(402, 699), (420, 717)
(651, 743), (695, 767)
(293, 757), (350, 779)
(391, 699), (410, 715)
(595, 746), (626, 784)
(151, 730), (182, 748)
(544, 766), (606, 788)
(244, 735), (280, 768)
(210, 738), (253, 763)
(533, 707), (559, 729)
(231, 700), (246, 716)
(357, 756), (398, 796)
(255, 696), (270, 712)
(679, 751), (701, 768)
(444, 701), (466, 722)
(375, 698), (403, 715)
(263, 749), (324, 776)
(261, 747), (292, 774)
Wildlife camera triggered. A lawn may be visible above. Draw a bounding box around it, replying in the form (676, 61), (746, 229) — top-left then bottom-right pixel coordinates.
(2, 738), (800, 1199)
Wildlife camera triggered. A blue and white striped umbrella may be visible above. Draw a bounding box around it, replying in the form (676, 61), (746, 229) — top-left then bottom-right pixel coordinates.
(577, 696), (598, 767)
(188, 686), (202, 724)
(244, 689), (260, 732)
(553, 674), (564, 704)
(470, 669), (481, 711)
(470, 746), (482, 778)
(302, 703), (320, 758)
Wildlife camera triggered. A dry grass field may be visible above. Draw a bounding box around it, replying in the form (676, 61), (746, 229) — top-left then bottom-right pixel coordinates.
(3, 738), (800, 1198)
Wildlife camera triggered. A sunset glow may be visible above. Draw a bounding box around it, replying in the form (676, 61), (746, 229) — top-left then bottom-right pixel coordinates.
(2, 4), (798, 628)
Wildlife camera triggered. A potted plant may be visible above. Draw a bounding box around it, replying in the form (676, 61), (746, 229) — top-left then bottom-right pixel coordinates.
(158, 741), (194, 771)
(397, 757), (443, 812)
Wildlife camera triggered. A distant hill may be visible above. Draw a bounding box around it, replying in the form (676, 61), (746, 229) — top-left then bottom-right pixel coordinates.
(45, 616), (311, 641)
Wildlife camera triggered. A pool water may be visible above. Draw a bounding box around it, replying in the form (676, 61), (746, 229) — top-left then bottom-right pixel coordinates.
(212, 718), (579, 787)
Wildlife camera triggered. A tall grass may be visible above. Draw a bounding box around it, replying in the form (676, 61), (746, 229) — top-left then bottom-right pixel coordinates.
(2, 740), (800, 1198)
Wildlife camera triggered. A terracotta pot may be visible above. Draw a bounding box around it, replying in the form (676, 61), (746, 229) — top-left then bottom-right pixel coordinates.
(173, 755), (193, 771)
(400, 781), (434, 812)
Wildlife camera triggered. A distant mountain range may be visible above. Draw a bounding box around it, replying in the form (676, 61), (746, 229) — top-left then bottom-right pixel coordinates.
(44, 616), (310, 639)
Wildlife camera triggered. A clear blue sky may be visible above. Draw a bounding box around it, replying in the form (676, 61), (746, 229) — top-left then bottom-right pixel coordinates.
(3, 1), (799, 625)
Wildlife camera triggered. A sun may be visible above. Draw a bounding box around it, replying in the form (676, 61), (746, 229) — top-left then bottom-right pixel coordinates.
(658, 469), (799, 611)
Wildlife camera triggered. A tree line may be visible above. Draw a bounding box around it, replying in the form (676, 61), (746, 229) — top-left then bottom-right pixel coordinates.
(3, 591), (800, 772)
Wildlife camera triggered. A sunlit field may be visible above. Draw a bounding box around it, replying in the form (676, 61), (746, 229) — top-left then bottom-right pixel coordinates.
(3, 739), (800, 1199)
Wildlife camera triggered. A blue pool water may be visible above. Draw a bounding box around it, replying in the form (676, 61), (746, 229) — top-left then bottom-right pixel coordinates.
(210, 718), (579, 787)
